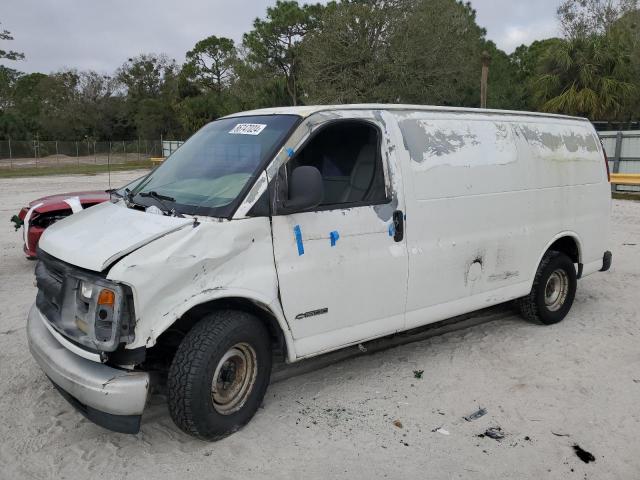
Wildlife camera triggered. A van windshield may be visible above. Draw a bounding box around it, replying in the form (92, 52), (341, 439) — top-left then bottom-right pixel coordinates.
(130, 114), (299, 217)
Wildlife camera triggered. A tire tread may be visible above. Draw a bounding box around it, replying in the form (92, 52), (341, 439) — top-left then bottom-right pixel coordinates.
(167, 311), (269, 440)
(517, 250), (562, 323)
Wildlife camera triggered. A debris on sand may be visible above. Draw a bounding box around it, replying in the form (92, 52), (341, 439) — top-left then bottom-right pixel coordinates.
(413, 370), (424, 379)
(573, 444), (596, 464)
(392, 419), (403, 429)
(431, 427), (450, 435)
(478, 427), (505, 441)
(551, 431), (571, 437)
(464, 407), (487, 422)
(358, 343), (367, 353)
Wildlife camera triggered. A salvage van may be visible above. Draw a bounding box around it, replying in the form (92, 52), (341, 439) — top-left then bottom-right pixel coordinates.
(27, 105), (612, 440)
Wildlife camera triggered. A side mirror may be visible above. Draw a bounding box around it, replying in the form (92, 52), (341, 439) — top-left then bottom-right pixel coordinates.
(282, 166), (324, 212)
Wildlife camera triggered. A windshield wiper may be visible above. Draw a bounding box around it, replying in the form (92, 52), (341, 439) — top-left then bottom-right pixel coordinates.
(123, 188), (139, 205)
(108, 188), (123, 199)
(121, 188), (147, 210)
(139, 191), (175, 202)
(138, 191), (183, 217)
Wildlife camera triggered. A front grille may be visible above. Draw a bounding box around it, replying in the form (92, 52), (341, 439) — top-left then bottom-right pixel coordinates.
(35, 253), (77, 326)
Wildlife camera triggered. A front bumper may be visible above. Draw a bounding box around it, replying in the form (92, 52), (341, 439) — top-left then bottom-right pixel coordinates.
(27, 304), (150, 433)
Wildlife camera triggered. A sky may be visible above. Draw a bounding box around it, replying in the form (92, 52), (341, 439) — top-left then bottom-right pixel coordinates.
(1, 0), (562, 74)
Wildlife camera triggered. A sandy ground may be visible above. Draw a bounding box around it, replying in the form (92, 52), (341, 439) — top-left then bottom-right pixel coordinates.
(0, 172), (639, 480)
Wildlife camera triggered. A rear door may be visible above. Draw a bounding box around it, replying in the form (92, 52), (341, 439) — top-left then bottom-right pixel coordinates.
(271, 113), (409, 358)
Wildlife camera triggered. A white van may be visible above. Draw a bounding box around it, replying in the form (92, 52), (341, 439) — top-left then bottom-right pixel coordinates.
(27, 105), (612, 439)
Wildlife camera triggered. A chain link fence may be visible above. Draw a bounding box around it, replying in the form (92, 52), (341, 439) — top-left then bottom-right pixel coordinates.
(0, 139), (165, 170)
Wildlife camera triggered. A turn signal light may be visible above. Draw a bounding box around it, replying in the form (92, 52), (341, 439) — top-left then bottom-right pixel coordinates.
(97, 289), (116, 306)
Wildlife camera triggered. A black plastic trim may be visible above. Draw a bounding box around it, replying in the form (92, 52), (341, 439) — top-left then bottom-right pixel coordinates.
(601, 251), (612, 272)
(109, 346), (147, 366)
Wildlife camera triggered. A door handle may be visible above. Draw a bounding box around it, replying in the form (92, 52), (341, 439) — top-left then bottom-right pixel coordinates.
(393, 210), (404, 242)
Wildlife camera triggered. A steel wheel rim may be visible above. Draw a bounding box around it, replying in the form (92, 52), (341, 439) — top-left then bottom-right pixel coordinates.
(211, 343), (257, 415)
(544, 269), (569, 312)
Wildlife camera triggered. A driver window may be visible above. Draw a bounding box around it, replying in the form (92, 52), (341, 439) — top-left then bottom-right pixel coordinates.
(286, 121), (388, 207)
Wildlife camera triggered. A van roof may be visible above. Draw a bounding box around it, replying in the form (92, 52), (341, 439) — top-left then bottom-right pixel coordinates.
(224, 104), (587, 123)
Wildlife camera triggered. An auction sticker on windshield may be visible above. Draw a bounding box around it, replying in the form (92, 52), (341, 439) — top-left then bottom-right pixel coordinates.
(229, 123), (267, 135)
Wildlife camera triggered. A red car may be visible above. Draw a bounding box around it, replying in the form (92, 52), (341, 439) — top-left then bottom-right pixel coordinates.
(12, 178), (143, 258)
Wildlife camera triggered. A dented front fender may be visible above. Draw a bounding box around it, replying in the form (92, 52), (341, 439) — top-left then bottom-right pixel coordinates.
(107, 217), (295, 359)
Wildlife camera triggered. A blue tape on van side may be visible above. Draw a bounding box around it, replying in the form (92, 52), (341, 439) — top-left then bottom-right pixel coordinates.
(287, 147), (295, 157)
(294, 225), (304, 255)
(330, 231), (340, 247)
(388, 223), (395, 237)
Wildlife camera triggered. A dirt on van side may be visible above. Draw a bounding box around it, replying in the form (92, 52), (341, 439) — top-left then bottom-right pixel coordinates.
(0, 172), (639, 480)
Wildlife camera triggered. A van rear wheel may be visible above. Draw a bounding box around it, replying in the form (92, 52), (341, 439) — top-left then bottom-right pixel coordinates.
(517, 251), (577, 325)
(167, 310), (272, 440)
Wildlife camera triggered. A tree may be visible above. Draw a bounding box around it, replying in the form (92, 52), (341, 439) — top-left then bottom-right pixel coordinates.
(528, 1), (640, 120)
(72, 71), (127, 139)
(533, 34), (636, 119)
(184, 36), (237, 93)
(611, 9), (640, 118)
(510, 38), (565, 109)
(116, 54), (178, 99)
(0, 22), (24, 61)
(387, 0), (488, 106)
(230, 54), (291, 110)
(116, 54), (183, 139)
(558, 0), (638, 37)
(299, 0), (396, 104)
(0, 65), (24, 139)
(300, 0), (488, 107)
(511, 39), (565, 82)
(175, 94), (232, 133)
(0, 66), (20, 110)
(482, 41), (524, 110)
(10, 73), (49, 136)
(243, 1), (323, 105)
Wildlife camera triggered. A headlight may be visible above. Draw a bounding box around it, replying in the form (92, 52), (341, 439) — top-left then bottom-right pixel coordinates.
(80, 281), (93, 300)
(95, 288), (116, 342)
(72, 277), (134, 349)
(36, 252), (135, 354)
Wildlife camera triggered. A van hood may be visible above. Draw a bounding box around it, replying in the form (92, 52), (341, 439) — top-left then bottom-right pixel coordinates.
(38, 201), (194, 271)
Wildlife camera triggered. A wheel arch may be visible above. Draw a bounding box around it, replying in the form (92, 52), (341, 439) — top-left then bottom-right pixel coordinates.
(152, 295), (296, 364)
(533, 232), (583, 283)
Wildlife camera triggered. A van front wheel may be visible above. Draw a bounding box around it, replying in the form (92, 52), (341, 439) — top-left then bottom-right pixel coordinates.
(168, 310), (272, 440)
(517, 251), (577, 325)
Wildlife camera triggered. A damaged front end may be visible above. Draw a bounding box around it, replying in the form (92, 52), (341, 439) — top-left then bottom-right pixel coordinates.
(35, 248), (136, 354)
(28, 249), (149, 434)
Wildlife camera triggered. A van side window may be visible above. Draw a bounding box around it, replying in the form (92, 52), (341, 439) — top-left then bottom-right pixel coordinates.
(286, 121), (387, 207)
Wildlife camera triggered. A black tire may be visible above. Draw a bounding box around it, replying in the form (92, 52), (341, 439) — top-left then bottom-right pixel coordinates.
(168, 310), (272, 440)
(517, 250), (577, 325)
